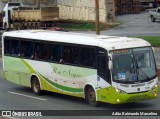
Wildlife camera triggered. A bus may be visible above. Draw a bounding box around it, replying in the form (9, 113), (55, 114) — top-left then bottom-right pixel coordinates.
(2, 30), (158, 106)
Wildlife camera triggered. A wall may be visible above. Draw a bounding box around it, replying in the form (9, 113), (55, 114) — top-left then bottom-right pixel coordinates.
(58, 0), (115, 22)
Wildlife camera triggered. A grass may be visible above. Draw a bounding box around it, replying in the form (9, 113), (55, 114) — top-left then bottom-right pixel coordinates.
(136, 36), (160, 47)
(54, 20), (116, 31)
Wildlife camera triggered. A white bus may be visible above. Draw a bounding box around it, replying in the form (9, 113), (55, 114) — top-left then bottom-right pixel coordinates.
(2, 30), (158, 106)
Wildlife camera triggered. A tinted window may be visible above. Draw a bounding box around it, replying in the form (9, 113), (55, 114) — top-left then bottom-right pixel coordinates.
(34, 42), (47, 60)
(11, 39), (20, 56)
(4, 38), (10, 55)
(98, 56), (106, 79)
(21, 40), (33, 58)
(48, 44), (63, 62)
(8, 3), (21, 6)
(79, 47), (95, 67)
(62, 45), (79, 64)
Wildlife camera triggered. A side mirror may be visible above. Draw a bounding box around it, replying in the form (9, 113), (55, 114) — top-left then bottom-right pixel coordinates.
(108, 55), (112, 69)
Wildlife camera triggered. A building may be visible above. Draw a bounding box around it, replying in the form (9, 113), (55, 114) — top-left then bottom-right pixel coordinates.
(57, 0), (115, 22)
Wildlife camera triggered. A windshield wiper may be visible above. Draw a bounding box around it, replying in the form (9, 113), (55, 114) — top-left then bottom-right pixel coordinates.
(135, 59), (150, 79)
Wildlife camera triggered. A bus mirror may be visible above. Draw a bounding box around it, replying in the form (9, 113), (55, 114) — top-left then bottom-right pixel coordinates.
(108, 56), (112, 69)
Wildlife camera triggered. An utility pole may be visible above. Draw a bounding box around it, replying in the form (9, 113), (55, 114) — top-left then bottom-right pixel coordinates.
(36, 0), (40, 8)
(95, 0), (100, 35)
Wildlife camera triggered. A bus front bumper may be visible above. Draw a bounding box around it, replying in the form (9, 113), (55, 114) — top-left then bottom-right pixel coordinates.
(97, 86), (158, 104)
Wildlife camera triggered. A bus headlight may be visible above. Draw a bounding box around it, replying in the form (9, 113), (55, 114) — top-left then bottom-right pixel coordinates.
(115, 88), (126, 94)
(151, 84), (158, 90)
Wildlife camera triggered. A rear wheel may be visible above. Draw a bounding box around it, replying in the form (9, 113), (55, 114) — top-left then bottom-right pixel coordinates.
(151, 16), (156, 22)
(4, 23), (9, 31)
(31, 77), (41, 95)
(87, 87), (98, 106)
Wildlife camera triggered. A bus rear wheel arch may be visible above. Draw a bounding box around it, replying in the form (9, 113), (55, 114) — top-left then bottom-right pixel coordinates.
(31, 76), (41, 95)
(85, 85), (98, 106)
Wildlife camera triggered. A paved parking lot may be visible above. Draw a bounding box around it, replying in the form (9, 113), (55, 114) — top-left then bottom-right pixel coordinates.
(102, 11), (160, 36)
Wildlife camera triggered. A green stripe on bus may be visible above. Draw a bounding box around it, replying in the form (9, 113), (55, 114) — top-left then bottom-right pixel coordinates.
(20, 59), (36, 73)
(39, 74), (83, 93)
(21, 59), (83, 93)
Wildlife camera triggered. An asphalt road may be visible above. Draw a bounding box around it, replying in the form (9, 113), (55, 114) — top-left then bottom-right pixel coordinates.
(76, 11), (160, 37)
(102, 11), (160, 37)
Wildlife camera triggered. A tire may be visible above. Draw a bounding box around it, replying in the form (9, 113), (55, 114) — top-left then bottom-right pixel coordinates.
(151, 16), (156, 22)
(31, 77), (41, 95)
(4, 23), (9, 31)
(87, 87), (98, 106)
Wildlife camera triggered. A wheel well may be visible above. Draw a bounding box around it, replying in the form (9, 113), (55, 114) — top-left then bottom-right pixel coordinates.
(30, 75), (38, 85)
(84, 85), (93, 99)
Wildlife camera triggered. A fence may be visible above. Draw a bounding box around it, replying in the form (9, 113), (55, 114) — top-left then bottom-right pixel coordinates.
(115, 0), (141, 15)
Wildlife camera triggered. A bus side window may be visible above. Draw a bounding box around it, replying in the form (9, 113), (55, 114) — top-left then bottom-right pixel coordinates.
(34, 42), (47, 60)
(21, 40), (33, 58)
(98, 48), (111, 84)
(4, 38), (11, 55)
(98, 56), (106, 79)
(11, 39), (20, 56)
(79, 47), (96, 68)
(48, 44), (62, 62)
(63, 45), (79, 64)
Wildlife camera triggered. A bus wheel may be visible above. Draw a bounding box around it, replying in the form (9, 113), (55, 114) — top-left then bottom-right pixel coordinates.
(87, 87), (98, 106)
(31, 77), (41, 95)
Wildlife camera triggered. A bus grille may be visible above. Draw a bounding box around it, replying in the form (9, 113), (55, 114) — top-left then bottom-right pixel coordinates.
(127, 94), (150, 102)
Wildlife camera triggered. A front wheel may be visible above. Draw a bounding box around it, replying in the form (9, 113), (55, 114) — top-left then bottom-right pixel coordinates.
(87, 87), (98, 106)
(151, 16), (156, 22)
(31, 77), (41, 95)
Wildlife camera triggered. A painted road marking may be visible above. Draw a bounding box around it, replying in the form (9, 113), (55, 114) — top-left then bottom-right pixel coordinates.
(1, 116), (17, 119)
(8, 91), (47, 101)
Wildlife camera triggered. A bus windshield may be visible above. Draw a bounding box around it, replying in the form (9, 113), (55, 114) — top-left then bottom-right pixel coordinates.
(111, 47), (156, 83)
(8, 3), (21, 7)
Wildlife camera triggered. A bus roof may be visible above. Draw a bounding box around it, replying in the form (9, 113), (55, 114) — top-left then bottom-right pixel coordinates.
(2, 30), (151, 51)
